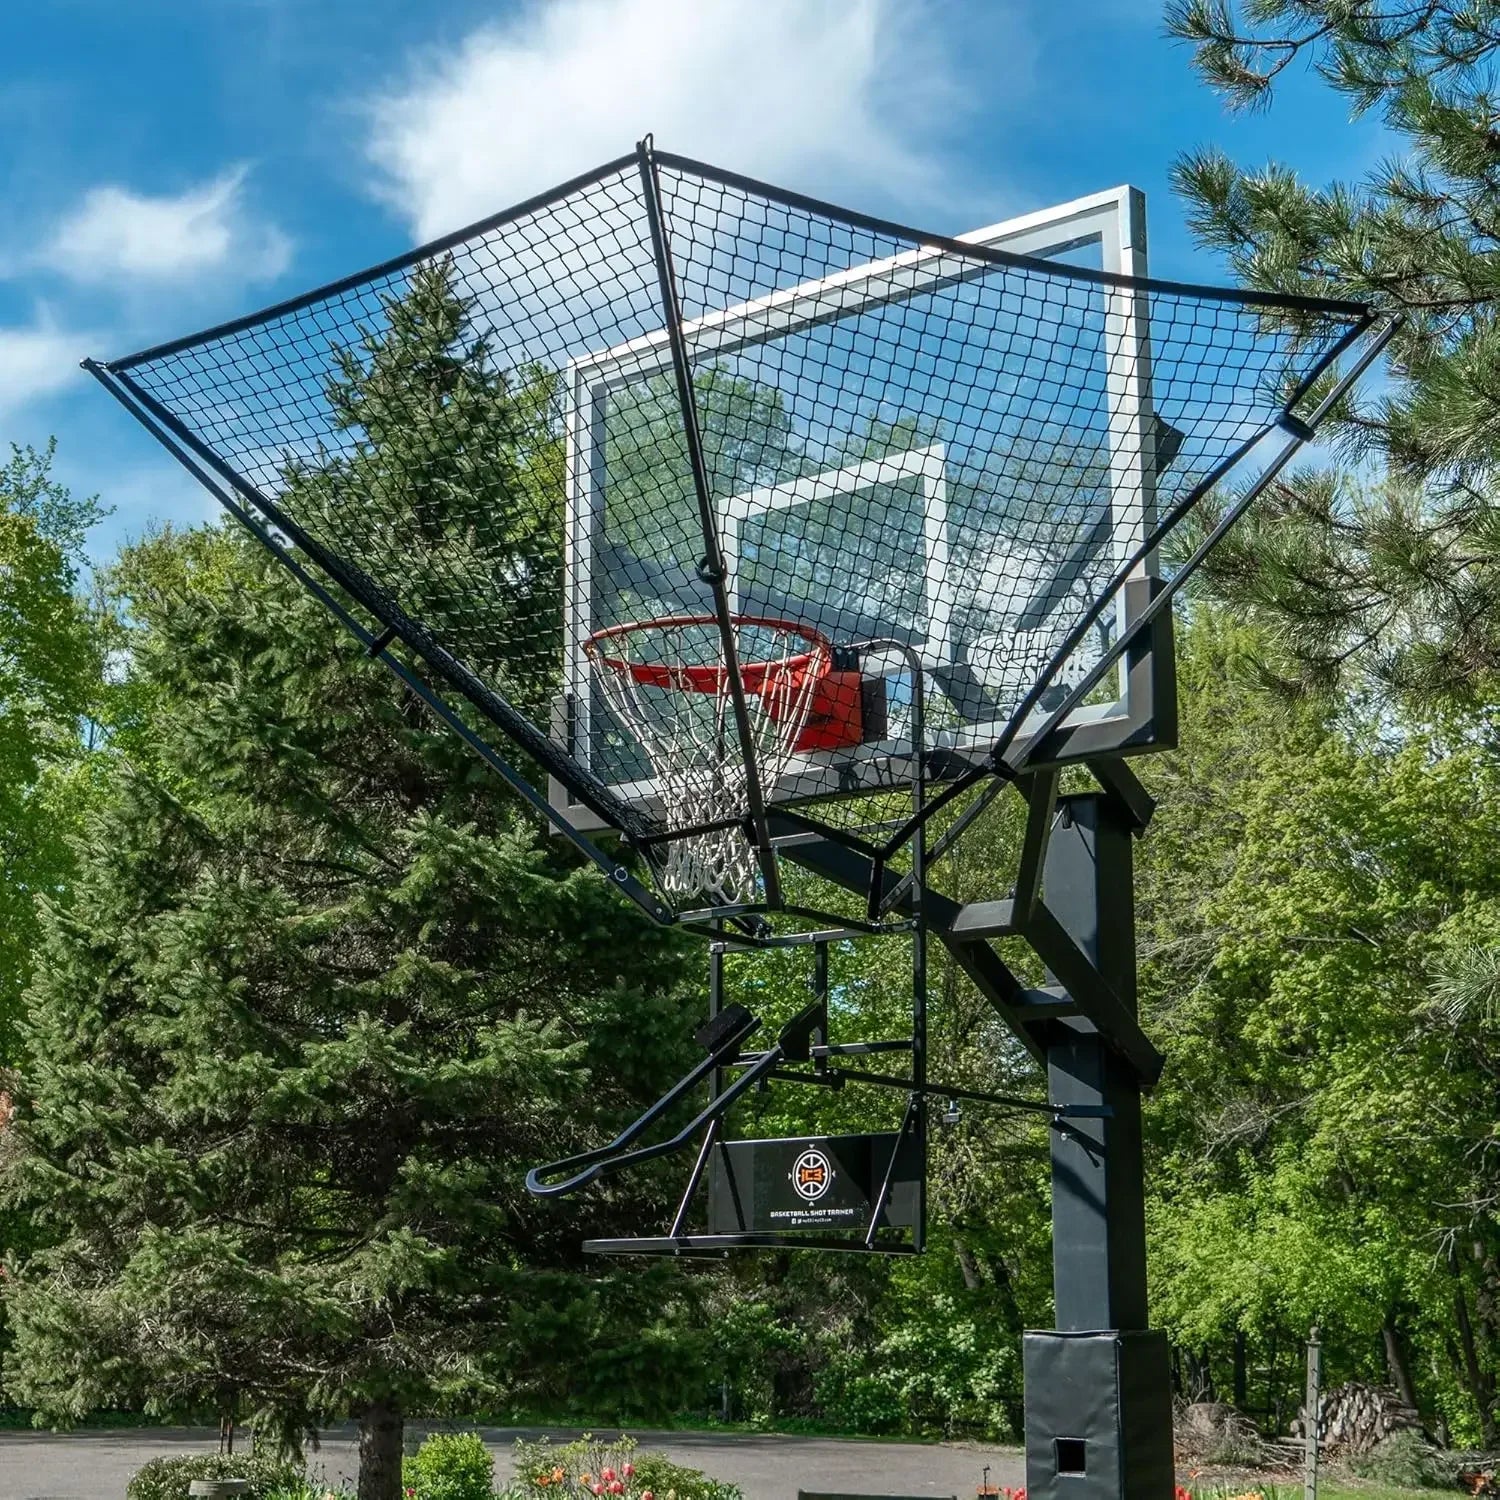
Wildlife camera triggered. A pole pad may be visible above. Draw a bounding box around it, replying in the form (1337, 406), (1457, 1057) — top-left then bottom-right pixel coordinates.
(1023, 1330), (1173, 1500)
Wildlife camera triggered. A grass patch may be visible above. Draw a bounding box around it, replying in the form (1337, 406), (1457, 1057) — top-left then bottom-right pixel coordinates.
(1306, 1488), (1457, 1500)
(1186, 1483), (1458, 1500)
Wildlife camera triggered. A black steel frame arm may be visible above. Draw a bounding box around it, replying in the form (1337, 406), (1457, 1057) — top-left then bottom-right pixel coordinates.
(525, 1001), (827, 1197)
(526, 1003), (760, 1196)
(774, 780), (1166, 1085)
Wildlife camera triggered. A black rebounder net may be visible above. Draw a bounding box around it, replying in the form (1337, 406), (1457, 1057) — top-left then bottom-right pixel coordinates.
(93, 145), (1376, 909)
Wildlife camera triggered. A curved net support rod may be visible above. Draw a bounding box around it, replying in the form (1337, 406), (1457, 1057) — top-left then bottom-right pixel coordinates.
(990, 310), (1403, 781)
(634, 142), (783, 906)
(86, 136), (1390, 917)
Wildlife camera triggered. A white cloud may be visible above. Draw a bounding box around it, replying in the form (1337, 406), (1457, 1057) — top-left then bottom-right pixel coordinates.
(0, 321), (89, 417)
(367, 0), (992, 241)
(45, 167), (291, 287)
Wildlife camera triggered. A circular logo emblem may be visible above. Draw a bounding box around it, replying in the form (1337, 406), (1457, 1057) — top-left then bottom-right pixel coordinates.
(790, 1146), (835, 1203)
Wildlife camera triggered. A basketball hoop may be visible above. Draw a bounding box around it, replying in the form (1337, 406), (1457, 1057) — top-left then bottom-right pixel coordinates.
(586, 614), (855, 904)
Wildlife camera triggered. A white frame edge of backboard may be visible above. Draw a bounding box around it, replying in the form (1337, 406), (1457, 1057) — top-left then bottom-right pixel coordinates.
(721, 443), (955, 665)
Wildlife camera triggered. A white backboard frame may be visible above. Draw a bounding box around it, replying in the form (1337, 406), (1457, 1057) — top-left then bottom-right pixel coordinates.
(722, 444), (955, 665)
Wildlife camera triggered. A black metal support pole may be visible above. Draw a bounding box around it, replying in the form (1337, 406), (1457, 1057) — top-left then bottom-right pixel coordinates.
(812, 942), (830, 1077)
(1024, 791), (1172, 1500)
(909, 656), (928, 1254)
(670, 1118), (720, 1237)
(1045, 794), (1147, 1329)
(709, 930), (725, 1104)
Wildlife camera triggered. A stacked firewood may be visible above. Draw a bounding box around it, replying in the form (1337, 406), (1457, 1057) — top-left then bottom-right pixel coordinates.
(1293, 1381), (1425, 1454)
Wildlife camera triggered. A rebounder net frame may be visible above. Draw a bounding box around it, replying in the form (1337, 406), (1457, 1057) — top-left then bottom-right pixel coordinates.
(87, 138), (1390, 918)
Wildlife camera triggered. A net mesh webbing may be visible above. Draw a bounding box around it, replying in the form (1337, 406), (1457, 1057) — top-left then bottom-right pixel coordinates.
(589, 615), (830, 904)
(101, 148), (1371, 906)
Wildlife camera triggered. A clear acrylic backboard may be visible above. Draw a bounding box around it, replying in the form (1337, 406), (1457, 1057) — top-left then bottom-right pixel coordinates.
(552, 185), (1160, 829)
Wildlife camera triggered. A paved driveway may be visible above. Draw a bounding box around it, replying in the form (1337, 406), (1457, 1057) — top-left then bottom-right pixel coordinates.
(0, 1424), (1024, 1500)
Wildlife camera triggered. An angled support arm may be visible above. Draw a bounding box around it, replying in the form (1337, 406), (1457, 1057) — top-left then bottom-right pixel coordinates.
(1013, 771), (1061, 920)
(773, 806), (1163, 1081)
(525, 1002), (826, 1197)
(1011, 900), (1163, 1085)
(525, 1004), (760, 1196)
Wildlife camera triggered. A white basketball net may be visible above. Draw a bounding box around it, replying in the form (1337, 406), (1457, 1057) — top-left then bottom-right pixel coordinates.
(587, 616), (830, 906)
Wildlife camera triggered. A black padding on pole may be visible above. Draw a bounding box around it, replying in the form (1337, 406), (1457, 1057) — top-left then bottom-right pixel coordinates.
(1023, 1331), (1173, 1500)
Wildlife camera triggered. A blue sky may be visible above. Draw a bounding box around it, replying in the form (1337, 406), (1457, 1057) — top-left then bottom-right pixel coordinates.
(0, 0), (1388, 562)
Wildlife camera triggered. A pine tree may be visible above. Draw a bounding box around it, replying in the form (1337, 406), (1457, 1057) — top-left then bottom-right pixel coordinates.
(1165, 2), (1500, 702)
(1, 273), (696, 1500)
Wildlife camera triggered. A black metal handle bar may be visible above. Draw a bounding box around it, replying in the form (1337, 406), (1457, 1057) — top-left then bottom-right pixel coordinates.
(526, 1042), (788, 1197)
(525, 999), (829, 1197)
(525, 1007), (760, 1197)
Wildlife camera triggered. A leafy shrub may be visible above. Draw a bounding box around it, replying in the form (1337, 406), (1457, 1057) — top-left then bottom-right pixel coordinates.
(512, 1436), (741, 1500)
(513, 1434), (636, 1497)
(1348, 1430), (1453, 1490)
(402, 1432), (495, 1500)
(807, 1293), (1018, 1439)
(810, 1356), (907, 1436)
(126, 1450), (304, 1500)
(629, 1453), (741, 1500)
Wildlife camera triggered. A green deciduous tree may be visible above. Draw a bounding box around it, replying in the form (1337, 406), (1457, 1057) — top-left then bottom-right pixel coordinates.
(1137, 613), (1500, 1442)
(1157, 11), (1500, 1431)
(0, 440), (104, 1062)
